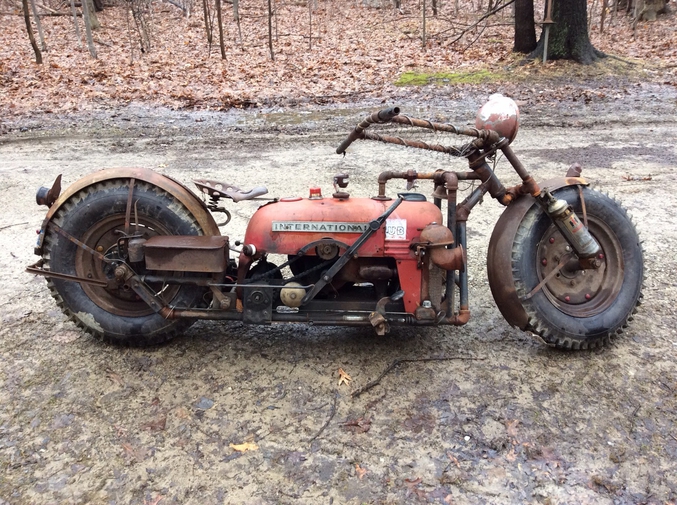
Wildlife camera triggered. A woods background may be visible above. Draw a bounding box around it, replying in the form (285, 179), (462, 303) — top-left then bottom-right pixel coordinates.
(1, 0), (676, 115)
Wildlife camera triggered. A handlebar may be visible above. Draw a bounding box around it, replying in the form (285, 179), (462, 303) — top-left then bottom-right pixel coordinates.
(335, 107), (400, 155)
(336, 106), (503, 156)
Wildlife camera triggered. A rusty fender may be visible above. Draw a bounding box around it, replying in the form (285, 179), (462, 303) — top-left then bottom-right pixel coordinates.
(486, 176), (588, 330)
(35, 167), (220, 254)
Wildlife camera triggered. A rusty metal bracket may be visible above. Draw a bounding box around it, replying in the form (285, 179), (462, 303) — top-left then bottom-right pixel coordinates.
(577, 185), (588, 228)
(50, 222), (110, 262)
(26, 260), (109, 287)
(124, 177), (136, 235)
(522, 253), (571, 301)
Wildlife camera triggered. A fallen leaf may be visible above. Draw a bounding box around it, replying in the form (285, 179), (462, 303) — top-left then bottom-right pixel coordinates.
(355, 463), (368, 479)
(229, 441), (259, 452)
(106, 369), (125, 387)
(342, 416), (371, 433)
(175, 407), (190, 419)
(121, 442), (148, 461)
(622, 174), (652, 181)
(338, 367), (352, 386)
(141, 415), (167, 432)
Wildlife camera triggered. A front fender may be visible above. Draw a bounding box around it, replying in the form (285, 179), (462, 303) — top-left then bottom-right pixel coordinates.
(487, 176), (588, 330)
(35, 167), (220, 254)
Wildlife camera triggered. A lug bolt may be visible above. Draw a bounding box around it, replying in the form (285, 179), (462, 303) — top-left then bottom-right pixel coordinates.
(549, 237), (555, 244)
(541, 258), (548, 266)
(585, 293), (592, 300)
(564, 296), (570, 302)
(598, 253), (605, 260)
(96, 246), (104, 252)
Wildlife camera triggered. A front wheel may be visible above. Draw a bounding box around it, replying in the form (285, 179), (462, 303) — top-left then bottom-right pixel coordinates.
(508, 186), (643, 349)
(43, 180), (207, 346)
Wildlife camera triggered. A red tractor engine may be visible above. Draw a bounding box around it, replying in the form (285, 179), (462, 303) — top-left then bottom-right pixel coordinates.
(237, 185), (464, 322)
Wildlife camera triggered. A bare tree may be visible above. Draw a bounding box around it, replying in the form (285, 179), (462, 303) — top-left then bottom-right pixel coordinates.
(129, 0), (152, 53)
(513, 0), (536, 53)
(215, 0), (226, 58)
(69, 0), (83, 48)
(28, 0), (46, 51)
(267, 0), (274, 60)
(233, 0), (242, 42)
(22, 0), (42, 63)
(202, 0), (213, 46)
(529, 0), (604, 63)
(81, 0), (98, 58)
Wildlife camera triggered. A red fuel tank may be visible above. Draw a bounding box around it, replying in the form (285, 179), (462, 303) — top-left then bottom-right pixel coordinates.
(243, 195), (444, 259)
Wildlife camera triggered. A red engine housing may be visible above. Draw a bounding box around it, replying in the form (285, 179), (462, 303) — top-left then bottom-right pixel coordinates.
(240, 194), (444, 312)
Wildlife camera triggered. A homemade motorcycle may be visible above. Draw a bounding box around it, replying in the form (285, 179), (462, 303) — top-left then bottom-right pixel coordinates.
(28, 94), (644, 349)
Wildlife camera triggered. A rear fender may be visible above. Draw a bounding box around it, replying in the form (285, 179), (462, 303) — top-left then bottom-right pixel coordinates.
(35, 167), (220, 254)
(487, 176), (588, 329)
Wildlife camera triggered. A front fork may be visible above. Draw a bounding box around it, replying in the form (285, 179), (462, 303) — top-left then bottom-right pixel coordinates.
(535, 188), (601, 259)
(469, 144), (601, 261)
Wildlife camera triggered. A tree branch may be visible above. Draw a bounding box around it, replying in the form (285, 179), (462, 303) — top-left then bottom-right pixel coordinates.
(351, 356), (486, 398)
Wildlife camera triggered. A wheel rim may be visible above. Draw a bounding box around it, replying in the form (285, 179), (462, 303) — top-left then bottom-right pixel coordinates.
(536, 217), (624, 318)
(75, 215), (181, 317)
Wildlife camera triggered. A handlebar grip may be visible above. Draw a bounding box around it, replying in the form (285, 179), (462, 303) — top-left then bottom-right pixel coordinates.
(377, 107), (400, 122)
(336, 133), (360, 156)
(336, 106), (401, 155)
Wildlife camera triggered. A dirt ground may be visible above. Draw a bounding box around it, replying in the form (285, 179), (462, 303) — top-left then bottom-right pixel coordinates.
(1, 87), (677, 504)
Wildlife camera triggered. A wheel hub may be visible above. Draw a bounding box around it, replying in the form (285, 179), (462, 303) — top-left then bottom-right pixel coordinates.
(537, 221), (623, 317)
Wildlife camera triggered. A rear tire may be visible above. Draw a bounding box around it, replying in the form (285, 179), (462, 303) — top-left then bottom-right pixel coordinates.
(44, 180), (206, 346)
(511, 186), (643, 349)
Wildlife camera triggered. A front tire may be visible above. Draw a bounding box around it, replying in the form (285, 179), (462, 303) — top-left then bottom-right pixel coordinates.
(44, 180), (206, 346)
(511, 186), (643, 349)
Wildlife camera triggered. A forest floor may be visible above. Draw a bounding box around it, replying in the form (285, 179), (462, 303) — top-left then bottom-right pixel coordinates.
(1, 0), (677, 119)
(1, 80), (677, 504)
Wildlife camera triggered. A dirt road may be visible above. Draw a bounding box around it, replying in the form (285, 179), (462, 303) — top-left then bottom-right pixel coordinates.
(1, 98), (676, 504)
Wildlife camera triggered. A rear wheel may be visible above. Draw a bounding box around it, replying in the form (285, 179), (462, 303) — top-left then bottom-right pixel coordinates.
(511, 186), (643, 349)
(44, 180), (206, 346)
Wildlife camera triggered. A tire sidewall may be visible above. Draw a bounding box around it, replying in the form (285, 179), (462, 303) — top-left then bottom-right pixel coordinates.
(47, 181), (203, 345)
(514, 186), (643, 346)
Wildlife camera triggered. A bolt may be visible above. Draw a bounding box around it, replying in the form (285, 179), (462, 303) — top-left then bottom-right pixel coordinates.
(96, 246), (104, 252)
(598, 253), (605, 260)
(565, 246), (571, 252)
(541, 258), (548, 266)
(549, 237), (555, 244)
(564, 296), (570, 302)
(585, 293), (592, 300)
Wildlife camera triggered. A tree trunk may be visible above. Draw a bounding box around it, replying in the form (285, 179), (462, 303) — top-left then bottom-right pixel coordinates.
(87, 0), (100, 30)
(202, 0), (212, 45)
(513, 0), (536, 53)
(308, 0), (312, 50)
(80, 0), (98, 58)
(29, 0), (47, 51)
(529, 0), (605, 63)
(215, 0), (226, 59)
(22, 0), (42, 63)
(267, 0), (274, 60)
(422, 0), (426, 47)
(233, 0), (242, 42)
(69, 0), (83, 48)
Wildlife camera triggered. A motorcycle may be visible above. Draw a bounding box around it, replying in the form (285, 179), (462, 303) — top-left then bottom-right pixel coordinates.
(27, 94), (644, 349)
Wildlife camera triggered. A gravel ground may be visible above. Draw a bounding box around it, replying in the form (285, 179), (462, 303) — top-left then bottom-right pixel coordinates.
(1, 90), (676, 504)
